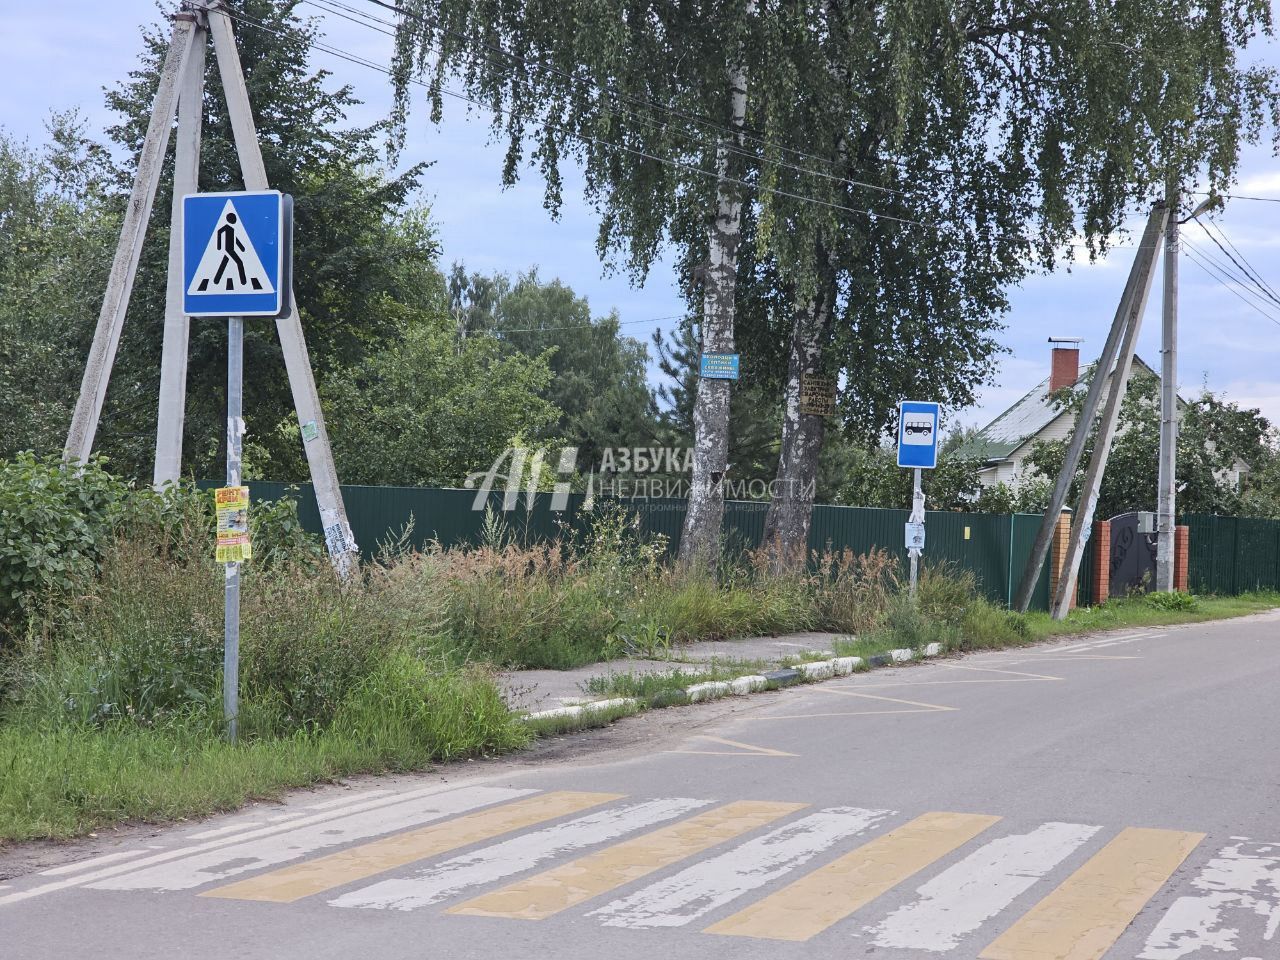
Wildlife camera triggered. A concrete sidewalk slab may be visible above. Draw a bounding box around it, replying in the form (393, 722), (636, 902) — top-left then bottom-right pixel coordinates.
(499, 632), (849, 713)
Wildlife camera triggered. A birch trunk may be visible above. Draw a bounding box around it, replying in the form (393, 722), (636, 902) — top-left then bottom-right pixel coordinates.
(761, 267), (838, 569)
(678, 21), (750, 569)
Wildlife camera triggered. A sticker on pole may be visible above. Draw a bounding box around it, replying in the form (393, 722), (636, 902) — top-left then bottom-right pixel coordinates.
(897, 400), (940, 469)
(700, 353), (740, 379)
(183, 191), (283, 316)
(214, 486), (253, 563)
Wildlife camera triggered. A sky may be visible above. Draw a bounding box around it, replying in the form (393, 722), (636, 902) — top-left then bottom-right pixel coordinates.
(3, 1), (1280, 433)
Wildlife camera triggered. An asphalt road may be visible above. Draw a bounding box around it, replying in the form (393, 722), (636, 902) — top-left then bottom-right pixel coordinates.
(4, 611), (1279, 960)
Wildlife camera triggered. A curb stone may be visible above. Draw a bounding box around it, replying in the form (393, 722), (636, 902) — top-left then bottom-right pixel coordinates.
(522, 638), (949, 726)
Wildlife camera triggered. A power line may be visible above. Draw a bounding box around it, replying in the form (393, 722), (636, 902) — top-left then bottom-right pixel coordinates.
(218, 6), (933, 228)
(1181, 239), (1280, 327)
(1180, 236), (1280, 316)
(1190, 190), (1280, 204)
(497, 313), (686, 334)
(1191, 216), (1280, 305)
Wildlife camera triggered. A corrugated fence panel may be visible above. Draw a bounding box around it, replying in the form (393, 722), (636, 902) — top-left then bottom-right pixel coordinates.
(217, 482), (1216, 610)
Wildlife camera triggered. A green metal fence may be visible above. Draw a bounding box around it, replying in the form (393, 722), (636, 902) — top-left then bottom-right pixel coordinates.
(234, 481), (1053, 610)
(1182, 513), (1280, 595)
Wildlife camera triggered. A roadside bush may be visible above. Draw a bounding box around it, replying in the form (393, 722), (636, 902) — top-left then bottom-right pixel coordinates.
(0, 455), (131, 632)
(1144, 590), (1199, 612)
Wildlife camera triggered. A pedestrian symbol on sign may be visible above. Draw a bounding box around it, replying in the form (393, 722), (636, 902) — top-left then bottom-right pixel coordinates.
(188, 201), (275, 295)
(183, 190), (284, 317)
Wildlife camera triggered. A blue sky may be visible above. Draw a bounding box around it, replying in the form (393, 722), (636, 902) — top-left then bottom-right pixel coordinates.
(4, 1), (1280, 431)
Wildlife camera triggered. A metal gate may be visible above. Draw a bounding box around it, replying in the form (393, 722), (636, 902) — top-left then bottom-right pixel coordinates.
(1109, 512), (1157, 598)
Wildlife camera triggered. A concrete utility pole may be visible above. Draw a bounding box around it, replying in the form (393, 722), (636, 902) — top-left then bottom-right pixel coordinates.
(64, 0), (358, 577)
(64, 11), (200, 465)
(1051, 205), (1168, 619)
(1156, 188), (1216, 593)
(1155, 181), (1180, 593)
(153, 16), (206, 489)
(1013, 204), (1168, 613)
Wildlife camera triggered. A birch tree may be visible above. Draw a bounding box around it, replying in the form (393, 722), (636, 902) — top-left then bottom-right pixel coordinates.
(388, 0), (1278, 561)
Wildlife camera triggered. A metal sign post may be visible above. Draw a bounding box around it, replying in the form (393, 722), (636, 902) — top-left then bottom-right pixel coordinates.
(224, 315), (244, 741)
(183, 189), (286, 741)
(897, 400), (941, 597)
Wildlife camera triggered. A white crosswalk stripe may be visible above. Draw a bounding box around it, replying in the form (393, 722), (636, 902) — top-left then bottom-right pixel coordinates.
(89, 786), (532, 892)
(589, 806), (890, 929)
(867, 821), (1102, 952)
(329, 796), (709, 911)
(1140, 838), (1280, 959)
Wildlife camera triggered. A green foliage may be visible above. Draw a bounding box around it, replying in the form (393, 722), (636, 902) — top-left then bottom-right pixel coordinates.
(1024, 369), (1272, 517)
(391, 0), (1278, 448)
(448, 266), (659, 465)
(0, 455), (132, 629)
(0, 117), (117, 459)
(1144, 590), (1200, 612)
(325, 304), (560, 486)
(91, 0), (444, 479)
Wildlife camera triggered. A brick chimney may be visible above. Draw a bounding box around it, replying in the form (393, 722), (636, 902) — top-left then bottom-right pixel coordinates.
(1048, 337), (1082, 393)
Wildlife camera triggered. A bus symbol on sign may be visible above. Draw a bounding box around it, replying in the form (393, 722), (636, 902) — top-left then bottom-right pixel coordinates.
(897, 401), (940, 469)
(902, 415), (934, 442)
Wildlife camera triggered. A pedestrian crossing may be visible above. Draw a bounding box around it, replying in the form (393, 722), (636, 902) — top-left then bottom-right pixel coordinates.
(7, 785), (1277, 959)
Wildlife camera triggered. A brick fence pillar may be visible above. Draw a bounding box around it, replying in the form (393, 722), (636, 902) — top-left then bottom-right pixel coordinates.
(1175, 524), (1190, 592)
(1092, 521), (1111, 606)
(1049, 508), (1076, 611)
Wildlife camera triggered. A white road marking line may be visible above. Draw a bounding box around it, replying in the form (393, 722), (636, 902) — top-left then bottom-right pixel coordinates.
(1140, 839), (1280, 959)
(186, 820), (273, 841)
(590, 806), (891, 929)
(305, 790), (392, 810)
(0, 780), (514, 906)
(330, 797), (708, 911)
(38, 849), (153, 877)
(89, 786), (533, 893)
(868, 821), (1101, 952)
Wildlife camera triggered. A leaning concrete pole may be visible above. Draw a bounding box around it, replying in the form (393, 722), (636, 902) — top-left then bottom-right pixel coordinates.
(153, 16), (207, 489)
(64, 12), (199, 464)
(1012, 203), (1168, 612)
(1050, 202), (1170, 619)
(1155, 182), (1180, 593)
(207, 2), (357, 575)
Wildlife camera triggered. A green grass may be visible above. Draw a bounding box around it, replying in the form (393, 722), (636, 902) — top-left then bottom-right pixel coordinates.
(579, 659), (770, 705)
(1021, 590), (1280, 640)
(522, 699), (642, 737)
(0, 660), (529, 843)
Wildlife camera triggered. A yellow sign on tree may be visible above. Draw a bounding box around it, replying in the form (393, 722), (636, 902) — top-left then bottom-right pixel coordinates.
(214, 486), (252, 563)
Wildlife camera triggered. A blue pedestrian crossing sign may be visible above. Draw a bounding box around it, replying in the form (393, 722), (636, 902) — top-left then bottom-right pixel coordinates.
(897, 400), (941, 469)
(183, 191), (284, 317)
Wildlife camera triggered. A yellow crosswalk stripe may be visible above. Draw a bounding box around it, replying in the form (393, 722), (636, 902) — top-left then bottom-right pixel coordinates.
(704, 811), (1001, 941)
(447, 800), (806, 920)
(979, 826), (1204, 960)
(201, 791), (621, 903)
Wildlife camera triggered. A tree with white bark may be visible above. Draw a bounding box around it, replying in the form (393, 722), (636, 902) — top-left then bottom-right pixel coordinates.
(386, 0), (1278, 565)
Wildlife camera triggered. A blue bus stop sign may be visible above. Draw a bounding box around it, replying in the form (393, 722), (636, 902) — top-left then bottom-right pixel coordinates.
(897, 400), (940, 469)
(183, 191), (284, 317)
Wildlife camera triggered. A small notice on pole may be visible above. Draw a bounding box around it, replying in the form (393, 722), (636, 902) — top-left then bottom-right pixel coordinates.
(214, 486), (252, 563)
(905, 521), (926, 553)
(798, 374), (837, 417)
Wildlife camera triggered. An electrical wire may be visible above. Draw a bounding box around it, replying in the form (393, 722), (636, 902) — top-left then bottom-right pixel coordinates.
(1190, 190), (1280, 204)
(1180, 237), (1280, 316)
(217, 6), (934, 228)
(1181, 240), (1280, 327)
(1191, 216), (1280, 306)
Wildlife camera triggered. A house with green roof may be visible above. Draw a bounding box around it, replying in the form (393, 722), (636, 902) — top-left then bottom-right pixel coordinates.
(953, 340), (1163, 490)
